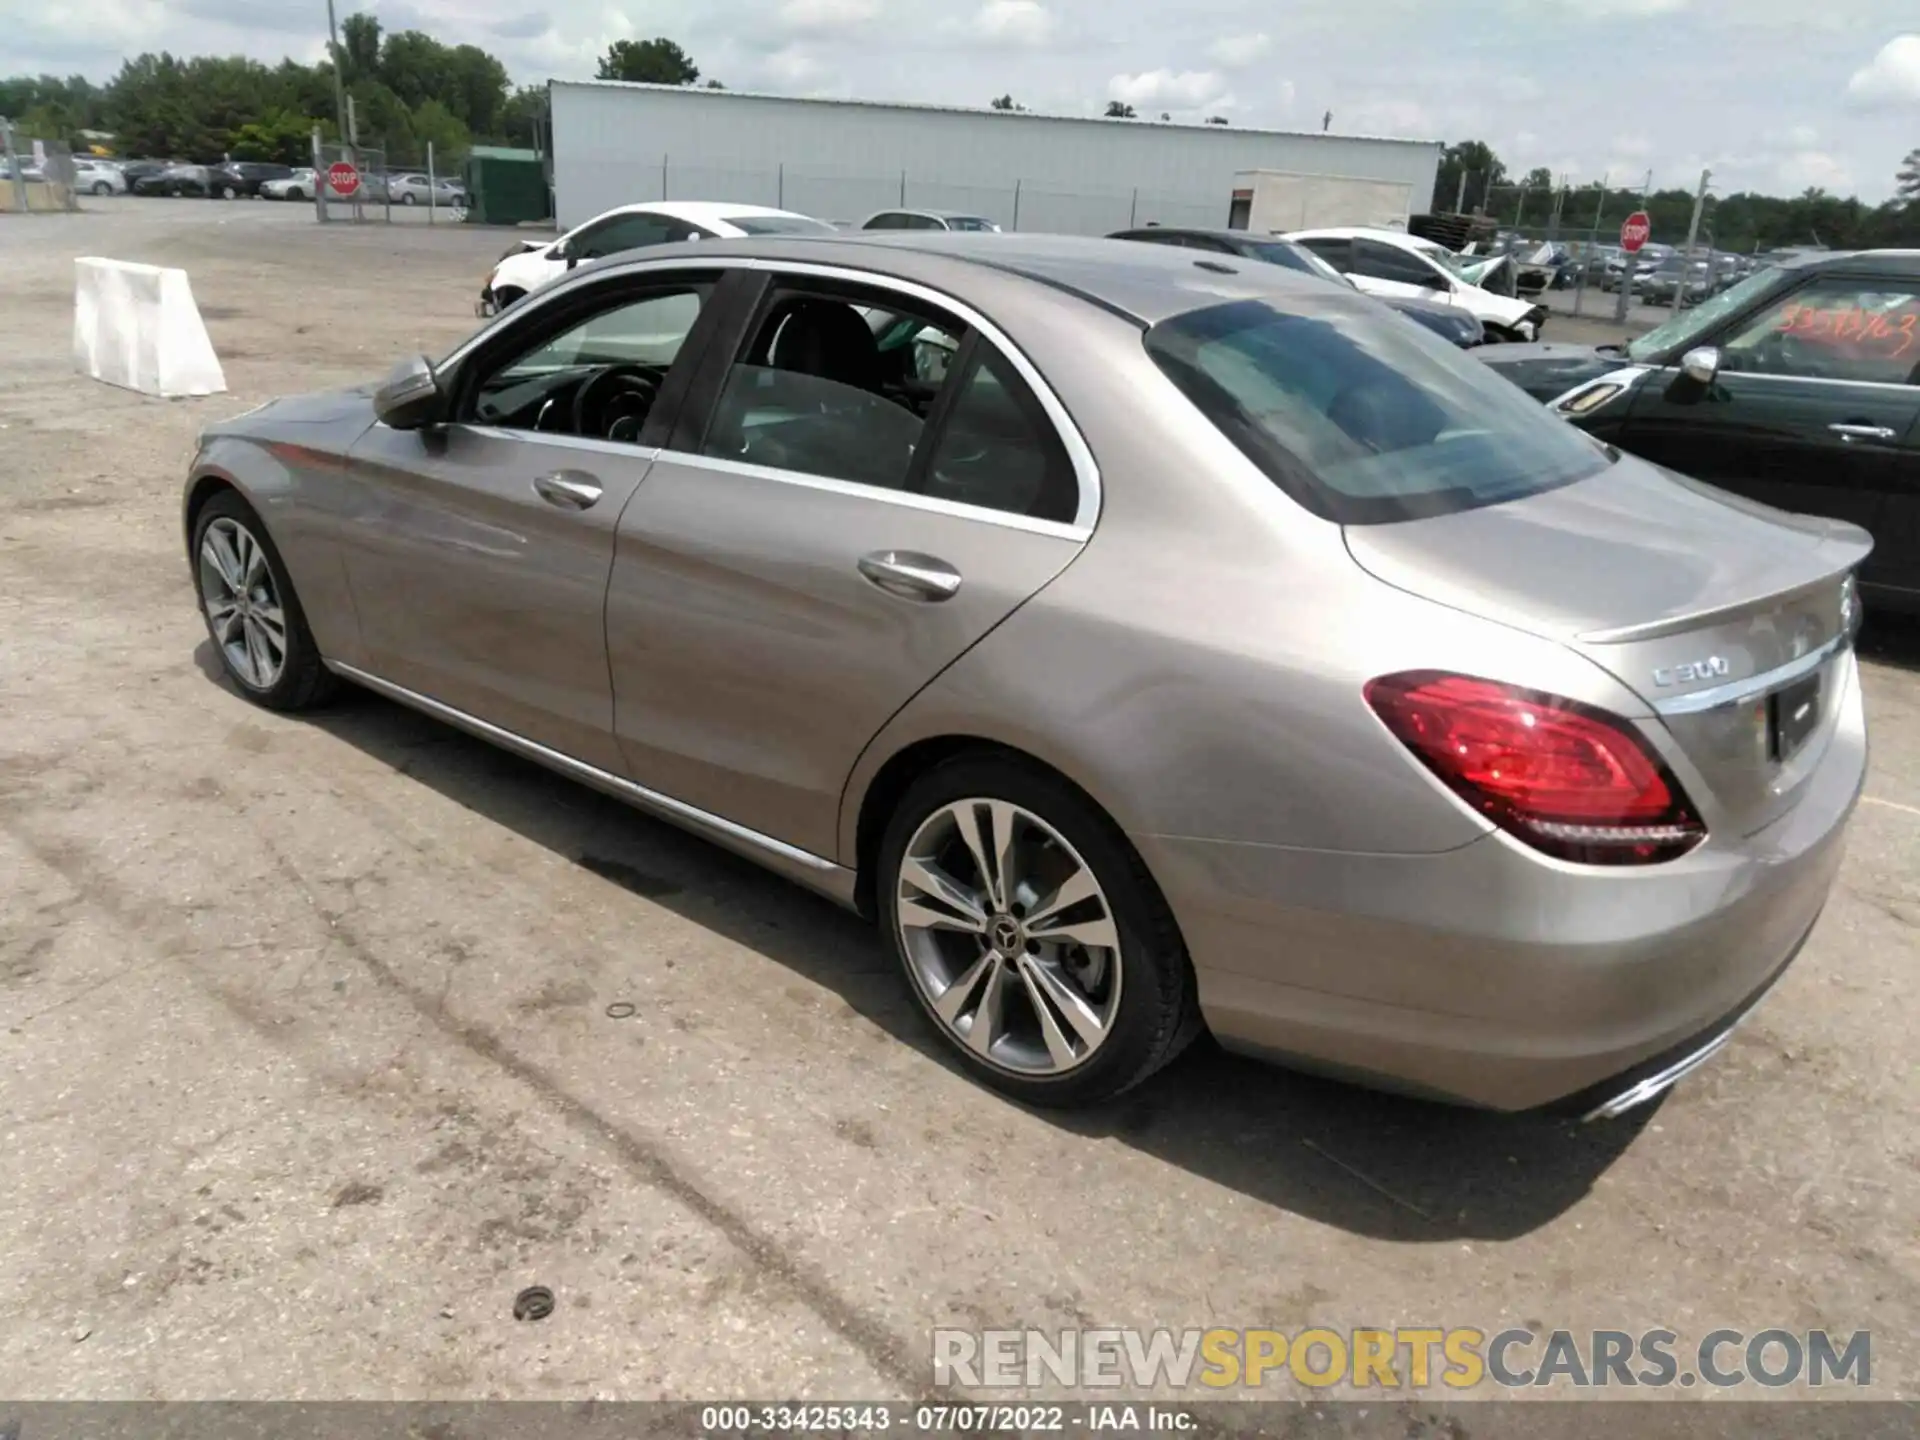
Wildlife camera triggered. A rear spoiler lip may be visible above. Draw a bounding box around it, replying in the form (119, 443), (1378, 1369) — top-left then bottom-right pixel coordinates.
(1576, 525), (1871, 646)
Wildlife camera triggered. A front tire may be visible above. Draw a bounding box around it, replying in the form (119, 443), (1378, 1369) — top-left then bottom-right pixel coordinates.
(878, 755), (1200, 1107)
(192, 491), (337, 712)
(401, 192), (416, 206)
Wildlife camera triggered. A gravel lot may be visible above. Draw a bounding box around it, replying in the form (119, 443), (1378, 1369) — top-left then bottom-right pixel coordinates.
(2, 198), (1917, 1404)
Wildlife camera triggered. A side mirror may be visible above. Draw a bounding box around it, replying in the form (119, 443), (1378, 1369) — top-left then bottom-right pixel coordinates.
(374, 354), (444, 430)
(1681, 346), (1720, 385)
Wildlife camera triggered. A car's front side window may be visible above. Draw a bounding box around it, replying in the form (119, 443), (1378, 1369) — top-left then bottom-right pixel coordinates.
(1354, 240), (1445, 289)
(466, 284), (710, 441)
(1294, 237), (1353, 270)
(573, 214), (675, 261)
(1718, 277), (1920, 385)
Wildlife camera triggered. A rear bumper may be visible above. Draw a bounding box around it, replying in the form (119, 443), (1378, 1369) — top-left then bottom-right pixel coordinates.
(1138, 658), (1865, 1112)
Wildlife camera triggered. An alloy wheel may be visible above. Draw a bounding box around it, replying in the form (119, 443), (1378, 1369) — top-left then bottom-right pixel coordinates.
(198, 516), (288, 691)
(895, 798), (1123, 1076)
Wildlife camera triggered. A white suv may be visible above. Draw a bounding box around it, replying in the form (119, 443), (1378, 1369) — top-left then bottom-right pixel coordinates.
(1285, 227), (1547, 342)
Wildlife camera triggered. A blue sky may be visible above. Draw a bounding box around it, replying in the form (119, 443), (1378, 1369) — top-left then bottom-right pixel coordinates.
(8, 0), (1919, 199)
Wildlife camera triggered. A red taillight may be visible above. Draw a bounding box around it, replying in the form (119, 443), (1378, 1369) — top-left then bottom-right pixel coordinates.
(1364, 671), (1704, 865)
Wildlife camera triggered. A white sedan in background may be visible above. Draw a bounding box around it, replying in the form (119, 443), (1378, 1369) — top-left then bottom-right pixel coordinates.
(260, 168), (317, 201)
(1285, 226), (1550, 342)
(480, 201), (837, 313)
(387, 172), (466, 207)
(73, 160), (128, 195)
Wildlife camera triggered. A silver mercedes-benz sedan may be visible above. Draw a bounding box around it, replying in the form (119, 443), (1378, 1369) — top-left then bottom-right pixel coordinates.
(183, 234), (1868, 1116)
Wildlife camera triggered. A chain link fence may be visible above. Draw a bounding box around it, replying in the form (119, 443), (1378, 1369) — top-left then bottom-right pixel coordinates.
(1436, 173), (1760, 321)
(564, 155), (1235, 234)
(308, 139), (468, 224)
(0, 123), (80, 213)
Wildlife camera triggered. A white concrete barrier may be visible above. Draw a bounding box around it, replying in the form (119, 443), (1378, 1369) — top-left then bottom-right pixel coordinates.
(73, 257), (227, 398)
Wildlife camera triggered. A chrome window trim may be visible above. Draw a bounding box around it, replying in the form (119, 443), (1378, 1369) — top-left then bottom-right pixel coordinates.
(660, 452), (1091, 540)
(326, 661), (840, 873)
(440, 253), (1104, 532)
(1651, 629), (1852, 716)
(1671, 367), (1920, 395)
(456, 425), (663, 462)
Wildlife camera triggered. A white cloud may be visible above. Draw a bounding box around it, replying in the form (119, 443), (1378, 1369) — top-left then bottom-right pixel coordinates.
(755, 43), (824, 86)
(1108, 69), (1228, 111)
(1846, 34), (1920, 109)
(1773, 149), (1855, 193)
(1339, 97), (1437, 138)
(777, 0), (880, 34)
(1555, 0), (1689, 14)
(1206, 33), (1270, 69)
(967, 0), (1055, 45)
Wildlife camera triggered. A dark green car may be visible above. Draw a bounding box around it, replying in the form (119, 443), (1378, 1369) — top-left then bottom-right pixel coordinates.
(1479, 250), (1920, 613)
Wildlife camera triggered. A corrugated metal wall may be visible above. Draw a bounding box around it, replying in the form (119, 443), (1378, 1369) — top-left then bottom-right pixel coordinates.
(549, 81), (1442, 235)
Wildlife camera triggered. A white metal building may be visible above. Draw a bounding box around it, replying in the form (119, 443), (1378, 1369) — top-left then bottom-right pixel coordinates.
(549, 80), (1442, 235)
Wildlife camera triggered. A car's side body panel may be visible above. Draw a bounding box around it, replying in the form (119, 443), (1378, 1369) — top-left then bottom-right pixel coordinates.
(610, 460), (1086, 859)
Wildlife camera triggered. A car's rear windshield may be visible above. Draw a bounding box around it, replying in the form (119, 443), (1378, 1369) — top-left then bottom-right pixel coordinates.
(1146, 297), (1609, 524)
(723, 214), (838, 236)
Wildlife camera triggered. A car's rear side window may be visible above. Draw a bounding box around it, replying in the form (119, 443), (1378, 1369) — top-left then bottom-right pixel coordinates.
(1146, 298), (1608, 524)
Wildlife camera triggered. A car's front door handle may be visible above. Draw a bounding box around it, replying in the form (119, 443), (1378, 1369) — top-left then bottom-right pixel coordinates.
(1828, 423), (1897, 443)
(533, 470), (603, 510)
(857, 551), (963, 602)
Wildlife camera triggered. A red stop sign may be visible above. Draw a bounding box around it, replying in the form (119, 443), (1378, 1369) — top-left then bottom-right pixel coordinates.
(327, 161), (361, 197)
(1619, 211), (1652, 253)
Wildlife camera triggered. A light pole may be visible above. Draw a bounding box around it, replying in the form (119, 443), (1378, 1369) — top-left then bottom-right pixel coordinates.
(325, 0), (349, 157)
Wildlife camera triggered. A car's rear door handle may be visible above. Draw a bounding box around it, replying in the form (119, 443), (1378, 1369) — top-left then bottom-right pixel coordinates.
(857, 551), (963, 602)
(1828, 423), (1897, 443)
(533, 470), (603, 509)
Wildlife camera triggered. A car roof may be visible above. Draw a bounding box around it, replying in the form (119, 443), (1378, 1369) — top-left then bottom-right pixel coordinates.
(579, 200), (822, 229)
(1113, 226), (1296, 245)
(1783, 248), (1920, 277)
(581, 231), (1342, 326)
(1286, 226), (1439, 251)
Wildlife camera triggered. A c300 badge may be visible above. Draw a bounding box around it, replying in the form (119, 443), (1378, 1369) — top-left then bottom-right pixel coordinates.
(1652, 656), (1731, 687)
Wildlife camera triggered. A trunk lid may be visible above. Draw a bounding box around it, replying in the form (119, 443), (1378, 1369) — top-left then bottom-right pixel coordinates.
(1345, 457), (1869, 837)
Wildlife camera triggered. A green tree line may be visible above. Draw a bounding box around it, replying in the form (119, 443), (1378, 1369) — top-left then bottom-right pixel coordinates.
(1436, 139), (1920, 254)
(0, 16), (581, 166)
(0, 27), (723, 165)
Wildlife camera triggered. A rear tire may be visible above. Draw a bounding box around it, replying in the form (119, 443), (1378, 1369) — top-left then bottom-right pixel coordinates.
(877, 754), (1201, 1107)
(91, 181), (111, 196)
(191, 491), (338, 712)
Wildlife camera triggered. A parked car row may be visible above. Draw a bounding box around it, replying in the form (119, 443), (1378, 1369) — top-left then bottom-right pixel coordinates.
(479, 202), (1544, 352)
(187, 226), (1878, 1122)
(61, 158), (465, 206)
